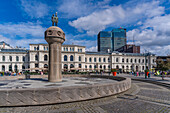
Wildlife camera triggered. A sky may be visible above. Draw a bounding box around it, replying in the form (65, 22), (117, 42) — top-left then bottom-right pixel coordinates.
(0, 0), (170, 56)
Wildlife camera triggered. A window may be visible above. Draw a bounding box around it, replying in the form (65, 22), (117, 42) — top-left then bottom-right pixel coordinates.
(64, 48), (65, 51)
(44, 64), (48, 68)
(44, 47), (45, 51)
(139, 59), (140, 63)
(100, 65), (102, 69)
(108, 58), (110, 62)
(34, 47), (36, 51)
(72, 48), (74, 51)
(99, 58), (101, 62)
(94, 58), (96, 62)
(78, 49), (79, 52)
(126, 65), (129, 69)
(70, 64), (74, 68)
(108, 65), (110, 69)
(80, 49), (82, 52)
(85, 58), (87, 62)
(135, 59), (136, 63)
(47, 47), (48, 50)
(104, 65), (106, 69)
(44, 55), (48, 61)
(89, 57), (92, 62)
(79, 56), (81, 61)
(153, 59), (155, 63)
(122, 65), (124, 69)
(66, 48), (68, 51)
(142, 66), (145, 70)
(16, 56), (19, 61)
(37, 47), (39, 50)
(23, 56), (25, 61)
(10, 56), (12, 61)
(94, 65), (97, 69)
(85, 65), (87, 68)
(103, 58), (106, 62)
(89, 65), (92, 69)
(22, 65), (25, 70)
(122, 58), (124, 63)
(35, 54), (38, 61)
(142, 59), (144, 63)
(146, 59), (148, 63)
(64, 64), (68, 69)
(14, 65), (18, 72)
(70, 48), (71, 51)
(79, 64), (81, 68)
(131, 59), (133, 63)
(3, 56), (5, 62)
(116, 58), (119, 62)
(9, 65), (12, 71)
(64, 55), (67, 61)
(70, 55), (74, 61)
(35, 64), (39, 68)
(126, 59), (128, 63)
(2, 65), (5, 71)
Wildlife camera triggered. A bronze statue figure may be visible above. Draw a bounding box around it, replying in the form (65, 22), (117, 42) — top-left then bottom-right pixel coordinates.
(51, 12), (58, 26)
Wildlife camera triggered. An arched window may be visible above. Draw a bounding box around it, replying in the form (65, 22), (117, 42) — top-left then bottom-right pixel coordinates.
(103, 58), (106, 62)
(100, 65), (102, 69)
(131, 59), (133, 63)
(89, 65), (92, 68)
(126, 65), (129, 69)
(138, 59), (140, 63)
(116, 58), (119, 62)
(16, 56), (19, 61)
(135, 59), (137, 63)
(108, 65), (110, 69)
(94, 58), (96, 62)
(89, 57), (92, 62)
(9, 65), (12, 71)
(37, 47), (39, 50)
(34, 47), (36, 51)
(99, 58), (101, 62)
(70, 64), (74, 68)
(79, 56), (81, 61)
(108, 58), (110, 62)
(94, 65), (97, 69)
(22, 56), (25, 61)
(122, 65), (124, 69)
(14, 65), (18, 72)
(44, 55), (48, 61)
(64, 64), (68, 69)
(64, 48), (65, 51)
(85, 65), (87, 68)
(142, 59), (144, 63)
(2, 56), (5, 61)
(104, 65), (106, 69)
(70, 48), (71, 51)
(72, 48), (74, 51)
(116, 65), (119, 69)
(22, 65), (25, 70)
(126, 59), (128, 63)
(70, 55), (74, 61)
(66, 48), (68, 51)
(79, 64), (81, 68)
(44, 47), (46, 50)
(47, 47), (48, 50)
(78, 49), (79, 52)
(85, 58), (87, 62)
(153, 59), (154, 63)
(142, 66), (145, 70)
(10, 56), (12, 61)
(122, 58), (124, 63)
(44, 64), (48, 68)
(2, 65), (5, 71)
(35, 54), (38, 61)
(64, 55), (67, 61)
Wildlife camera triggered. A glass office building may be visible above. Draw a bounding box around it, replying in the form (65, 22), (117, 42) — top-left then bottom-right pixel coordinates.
(98, 28), (126, 52)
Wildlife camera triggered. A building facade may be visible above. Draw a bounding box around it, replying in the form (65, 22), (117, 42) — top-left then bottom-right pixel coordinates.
(98, 28), (126, 52)
(116, 44), (140, 53)
(0, 42), (156, 73)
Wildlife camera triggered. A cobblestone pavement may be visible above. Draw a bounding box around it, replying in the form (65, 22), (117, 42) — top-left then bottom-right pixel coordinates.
(0, 81), (169, 113)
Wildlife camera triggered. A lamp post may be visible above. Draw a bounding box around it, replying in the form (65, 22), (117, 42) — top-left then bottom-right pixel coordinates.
(108, 49), (112, 75)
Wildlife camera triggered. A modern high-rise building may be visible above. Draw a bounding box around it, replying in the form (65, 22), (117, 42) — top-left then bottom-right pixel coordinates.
(98, 28), (126, 52)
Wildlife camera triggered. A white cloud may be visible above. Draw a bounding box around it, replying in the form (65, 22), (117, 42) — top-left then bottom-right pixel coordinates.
(86, 46), (98, 52)
(20, 0), (49, 18)
(0, 22), (46, 37)
(69, 1), (164, 35)
(127, 14), (170, 56)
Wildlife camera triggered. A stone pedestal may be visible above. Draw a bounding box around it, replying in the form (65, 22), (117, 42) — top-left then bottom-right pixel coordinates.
(45, 26), (65, 82)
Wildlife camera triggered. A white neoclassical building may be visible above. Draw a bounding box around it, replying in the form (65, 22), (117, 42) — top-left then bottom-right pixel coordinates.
(0, 41), (157, 72)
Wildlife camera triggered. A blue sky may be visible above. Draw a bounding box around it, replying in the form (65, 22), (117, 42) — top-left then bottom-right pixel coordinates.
(0, 0), (170, 55)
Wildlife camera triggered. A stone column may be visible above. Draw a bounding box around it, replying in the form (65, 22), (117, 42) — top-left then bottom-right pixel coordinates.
(45, 26), (65, 82)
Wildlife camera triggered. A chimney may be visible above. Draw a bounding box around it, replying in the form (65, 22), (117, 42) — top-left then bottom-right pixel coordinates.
(3, 42), (5, 49)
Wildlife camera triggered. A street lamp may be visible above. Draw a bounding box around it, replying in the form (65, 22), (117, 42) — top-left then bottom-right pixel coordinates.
(108, 49), (112, 75)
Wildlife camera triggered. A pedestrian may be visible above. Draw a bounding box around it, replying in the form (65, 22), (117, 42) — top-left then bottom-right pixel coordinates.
(137, 72), (139, 76)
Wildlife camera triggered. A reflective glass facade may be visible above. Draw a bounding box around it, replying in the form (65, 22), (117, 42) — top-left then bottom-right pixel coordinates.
(98, 28), (126, 52)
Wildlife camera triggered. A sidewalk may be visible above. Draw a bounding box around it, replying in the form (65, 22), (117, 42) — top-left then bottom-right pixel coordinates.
(117, 74), (170, 84)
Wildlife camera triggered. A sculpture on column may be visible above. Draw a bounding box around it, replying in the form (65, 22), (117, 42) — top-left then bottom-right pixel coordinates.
(51, 12), (58, 26)
(45, 12), (65, 82)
